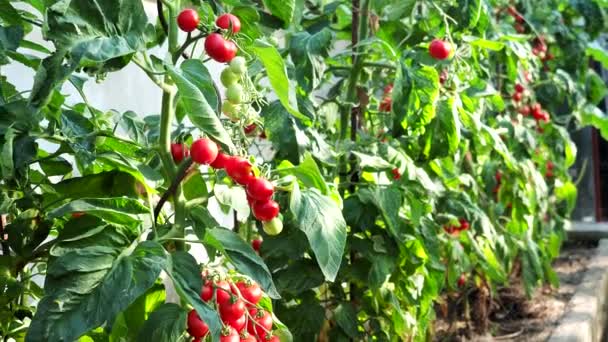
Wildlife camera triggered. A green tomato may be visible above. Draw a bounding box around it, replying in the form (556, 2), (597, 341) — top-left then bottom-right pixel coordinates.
(226, 83), (244, 104)
(222, 101), (240, 121)
(262, 217), (283, 236)
(229, 56), (247, 75)
(220, 68), (238, 87)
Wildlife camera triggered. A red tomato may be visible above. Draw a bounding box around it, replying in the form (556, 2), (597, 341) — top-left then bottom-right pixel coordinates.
(457, 273), (466, 288)
(220, 298), (246, 322)
(216, 13), (241, 34)
(251, 239), (262, 252)
(171, 143), (189, 163)
(247, 178), (274, 202)
(236, 281), (262, 305)
(191, 138), (218, 165)
(210, 152), (230, 169)
(519, 106), (530, 116)
(225, 312), (246, 331)
(187, 309), (209, 338)
(514, 83), (525, 93)
(391, 168), (401, 180)
(546, 161), (554, 171)
(507, 5), (518, 16)
(458, 219), (470, 231)
(495, 170), (502, 183)
(439, 69), (448, 84)
(177, 9), (200, 32)
(252, 200), (280, 222)
(515, 23), (525, 33)
(379, 97), (392, 112)
(247, 308), (273, 338)
(428, 39), (451, 60)
(383, 84), (393, 94)
(205, 33), (237, 63)
(201, 281), (213, 302)
(215, 280), (233, 305)
(71, 212), (85, 218)
(225, 157), (254, 185)
(546, 170), (554, 178)
(262, 336), (280, 342)
(220, 326), (240, 342)
(244, 124), (257, 135)
(240, 333), (257, 342)
(512, 92), (522, 102)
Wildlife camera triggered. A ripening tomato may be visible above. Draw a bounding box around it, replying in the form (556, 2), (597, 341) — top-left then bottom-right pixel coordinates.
(177, 9), (200, 32)
(235, 281), (262, 305)
(187, 309), (209, 338)
(512, 92), (522, 102)
(225, 157), (254, 185)
(428, 39), (452, 60)
(171, 143), (189, 163)
(216, 13), (241, 34)
(253, 200), (280, 222)
(519, 106), (530, 116)
(220, 326), (240, 342)
(247, 308), (273, 338)
(251, 238), (262, 252)
(191, 138), (219, 165)
(262, 217), (283, 235)
(226, 84), (244, 104)
(247, 178), (274, 202)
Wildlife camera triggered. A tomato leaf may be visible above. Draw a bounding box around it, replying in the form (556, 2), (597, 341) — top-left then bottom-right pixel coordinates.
(358, 186), (403, 240)
(180, 59), (221, 114)
(277, 153), (329, 195)
(48, 198), (149, 227)
(26, 236), (166, 342)
(289, 185), (346, 282)
(261, 0), (295, 26)
(136, 303), (187, 342)
(166, 64), (235, 153)
(251, 41), (310, 125)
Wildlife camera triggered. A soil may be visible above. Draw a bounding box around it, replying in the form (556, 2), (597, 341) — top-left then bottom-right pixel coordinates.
(433, 240), (598, 342)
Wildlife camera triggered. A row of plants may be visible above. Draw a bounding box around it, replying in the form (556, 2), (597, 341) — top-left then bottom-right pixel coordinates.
(1, 0), (608, 340)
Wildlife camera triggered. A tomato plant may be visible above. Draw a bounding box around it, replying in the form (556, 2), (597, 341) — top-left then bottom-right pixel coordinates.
(1, 0), (608, 341)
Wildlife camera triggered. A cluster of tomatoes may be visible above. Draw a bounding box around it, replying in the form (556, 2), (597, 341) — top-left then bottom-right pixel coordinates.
(177, 9), (241, 63)
(443, 218), (470, 236)
(187, 275), (280, 342)
(510, 82), (551, 128)
(170, 138), (282, 233)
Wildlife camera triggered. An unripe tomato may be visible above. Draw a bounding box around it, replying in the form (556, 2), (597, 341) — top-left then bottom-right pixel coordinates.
(514, 83), (525, 93)
(216, 13), (241, 34)
(253, 200), (280, 222)
(221, 68), (239, 87)
(220, 298), (246, 322)
(210, 152), (230, 169)
(171, 143), (189, 163)
(247, 177), (274, 202)
(226, 84), (244, 104)
(191, 138), (219, 165)
(222, 101), (240, 120)
(429, 39), (452, 60)
(225, 157), (254, 185)
(262, 218), (283, 235)
(235, 281), (262, 305)
(251, 238), (262, 252)
(247, 308), (273, 338)
(220, 326), (240, 342)
(177, 9), (200, 32)
(230, 56), (247, 75)
(187, 309), (209, 338)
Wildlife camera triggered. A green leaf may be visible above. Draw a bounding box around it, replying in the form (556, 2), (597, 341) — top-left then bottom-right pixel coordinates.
(180, 59), (221, 114)
(289, 28), (333, 93)
(273, 259), (324, 295)
(290, 185), (347, 281)
(39, 157), (72, 176)
(52, 171), (140, 199)
(137, 303), (187, 342)
(0, 1), (22, 26)
(119, 111), (147, 145)
(204, 228), (280, 298)
(1, 127), (15, 180)
(164, 252), (221, 341)
(555, 180), (577, 214)
(262, 0), (295, 26)
(166, 64), (235, 153)
(277, 153), (329, 194)
(0, 25), (23, 64)
(392, 63), (439, 134)
(48, 198), (149, 226)
(334, 303), (360, 338)
(580, 104), (608, 140)
(587, 41), (608, 68)
(351, 151), (393, 171)
(420, 96), (461, 159)
(26, 240), (166, 342)
(358, 186), (403, 240)
(251, 40), (310, 125)
(262, 101), (308, 164)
